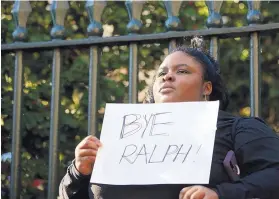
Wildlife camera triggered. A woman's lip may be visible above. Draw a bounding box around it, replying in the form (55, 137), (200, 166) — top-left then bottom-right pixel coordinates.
(160, 87), (175, 93)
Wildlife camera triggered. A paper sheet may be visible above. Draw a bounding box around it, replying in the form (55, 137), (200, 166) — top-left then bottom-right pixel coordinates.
(91, 101), (219, 185)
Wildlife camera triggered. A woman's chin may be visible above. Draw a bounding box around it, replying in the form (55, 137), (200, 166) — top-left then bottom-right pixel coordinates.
(157, 96), (178, 103)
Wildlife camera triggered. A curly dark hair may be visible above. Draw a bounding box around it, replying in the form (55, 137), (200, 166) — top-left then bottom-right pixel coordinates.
(143, 37), (229, 110)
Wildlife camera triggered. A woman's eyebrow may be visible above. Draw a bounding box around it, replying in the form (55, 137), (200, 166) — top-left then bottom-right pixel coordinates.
(159, 63), (190, 70)
(173, 64), (190, 68)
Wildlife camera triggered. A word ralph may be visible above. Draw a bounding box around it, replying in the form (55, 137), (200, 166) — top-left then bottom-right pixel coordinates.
(119, 144), (199, 164)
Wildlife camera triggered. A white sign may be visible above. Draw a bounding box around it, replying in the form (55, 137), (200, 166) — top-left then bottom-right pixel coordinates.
(91, 101), (219, 185)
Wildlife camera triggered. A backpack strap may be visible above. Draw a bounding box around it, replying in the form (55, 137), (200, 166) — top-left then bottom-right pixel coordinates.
(230, 116), (242, 144)
(223, 116), (242, 182)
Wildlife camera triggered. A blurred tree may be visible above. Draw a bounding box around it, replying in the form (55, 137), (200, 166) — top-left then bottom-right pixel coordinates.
(1, 1), (279, 198)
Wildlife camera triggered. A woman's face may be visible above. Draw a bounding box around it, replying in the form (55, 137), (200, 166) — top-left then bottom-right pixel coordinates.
(153, 51), (211, 103)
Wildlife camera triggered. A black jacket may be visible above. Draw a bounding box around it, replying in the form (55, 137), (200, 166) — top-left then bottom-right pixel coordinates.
(59, 111), (279, 199)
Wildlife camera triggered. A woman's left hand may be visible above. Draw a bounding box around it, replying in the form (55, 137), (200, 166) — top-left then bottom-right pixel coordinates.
(179, 185), (219, 199)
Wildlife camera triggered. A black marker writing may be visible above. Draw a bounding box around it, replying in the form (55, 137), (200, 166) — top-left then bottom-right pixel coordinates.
(148, 145), (162, 163)
(141, 114), (153, 138)
(120, 112), (173, 139)
(196, 144), (202, 154)
(162, 145), (180, 162)
(120, 114), (142, 139)
(182, 145), (192, 163)
(119, 144), (138, 164)
(133, 144), (150, 164)
(149, 112), (173, 137)
(119, 144), (194, 164)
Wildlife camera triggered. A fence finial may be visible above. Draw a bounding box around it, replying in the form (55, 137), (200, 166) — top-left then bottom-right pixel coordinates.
(11, 0), (32, 42)
(247, 0), (262, 25)
(125, 0), (144, 34)
(50, 0), (69, 39)
(163, 1), (182, 31)
(86, 0), (107, 37)
(206, 0), (223, 28)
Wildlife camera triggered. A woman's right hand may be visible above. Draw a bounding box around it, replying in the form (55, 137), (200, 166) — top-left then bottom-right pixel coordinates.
(74, 135), (102, 175)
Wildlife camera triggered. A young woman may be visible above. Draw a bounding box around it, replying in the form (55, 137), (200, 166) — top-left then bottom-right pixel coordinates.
(59, 38), (279, 199)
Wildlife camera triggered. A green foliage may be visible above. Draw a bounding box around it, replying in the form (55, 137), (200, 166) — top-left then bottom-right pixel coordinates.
(1, 1), (279, 198)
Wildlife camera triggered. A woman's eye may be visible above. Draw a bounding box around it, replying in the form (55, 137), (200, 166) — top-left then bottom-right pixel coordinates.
(158, 71), (166, 77)
(177, 70), (189, 74)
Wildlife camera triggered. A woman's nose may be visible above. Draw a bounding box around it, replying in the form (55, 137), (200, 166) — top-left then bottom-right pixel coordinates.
(163, 72), (175, 82)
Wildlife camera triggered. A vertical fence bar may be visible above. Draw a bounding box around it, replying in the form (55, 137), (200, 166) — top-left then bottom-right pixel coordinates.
(128, 43), (138, 103)
(10, 1), (31, 199)
(164, 1), (182, 52)
(249, 32), (260, 117)
(48, 1), (68, 199)
(125, 0), (144, 103)
(11, 51), (23, 199)
(247, 0), (262, 117)
(209, 37), (218, 60)
(48, 48), (61, 199)
(88, 46), (99, 135)
(86, 0), (106, 136)
(206, 1), (223, 60)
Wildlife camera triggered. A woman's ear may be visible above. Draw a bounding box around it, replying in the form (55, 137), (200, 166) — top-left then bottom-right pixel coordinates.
(203, 81), (212, 96)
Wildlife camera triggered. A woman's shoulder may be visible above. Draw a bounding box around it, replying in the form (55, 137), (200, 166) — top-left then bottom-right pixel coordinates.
(225, 113), (279, 150)
(217, 110), (240, 129)
(218, 110), (279, 139)
(235, 115), (277, 137)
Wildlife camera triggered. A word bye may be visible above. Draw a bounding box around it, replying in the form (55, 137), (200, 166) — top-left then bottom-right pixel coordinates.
(120, 112), (173, 139)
